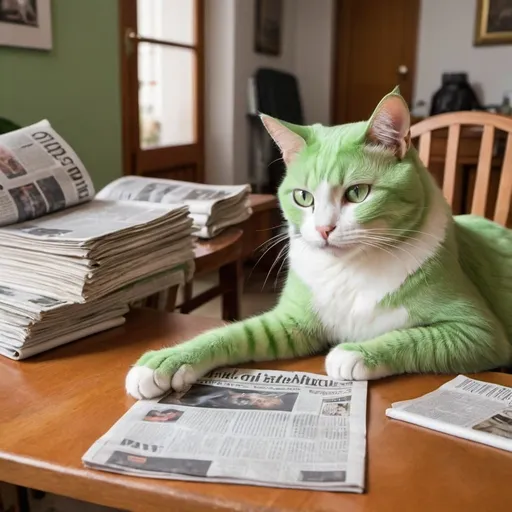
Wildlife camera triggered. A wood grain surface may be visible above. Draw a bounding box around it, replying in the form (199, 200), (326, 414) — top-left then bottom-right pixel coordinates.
(0, 309), (511, 511)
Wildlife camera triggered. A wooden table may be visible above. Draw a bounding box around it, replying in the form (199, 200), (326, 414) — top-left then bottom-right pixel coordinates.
(180, 228), (243, 320)
(1, 309), (511, 512)
(178, 194), (280, 320)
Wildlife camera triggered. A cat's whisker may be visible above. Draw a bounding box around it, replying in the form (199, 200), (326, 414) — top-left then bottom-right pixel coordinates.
(254, 232), (289, 252)
(345, 233), (432, 252)
(349, 228), (457, 260)
(358, 237), (430, 288)
(358, 240), (429, 287)
(248, 234), (291, 283)
(274, 247), (289, 289)
(254, 234), (290, 258)
(357, 240), (403, 266)
(267, 156), (284, 168)
(263, 244), (288, 291)
(255, 223), (288, 233)
(355, 227), (443, 241)
(342, 229), (449, 257)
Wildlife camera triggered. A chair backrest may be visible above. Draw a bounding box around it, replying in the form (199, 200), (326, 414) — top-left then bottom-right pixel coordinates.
(251, 68), (304, 124)
(410, 111), (512, 226)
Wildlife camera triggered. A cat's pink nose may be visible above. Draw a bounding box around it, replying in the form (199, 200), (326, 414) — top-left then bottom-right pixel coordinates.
(316, 225), (336, 240)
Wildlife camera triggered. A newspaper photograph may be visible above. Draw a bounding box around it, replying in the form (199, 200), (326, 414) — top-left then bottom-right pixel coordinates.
(0, 120), (95, 226)
(386, 375), (512, 452)
(83, 368), (368, 492)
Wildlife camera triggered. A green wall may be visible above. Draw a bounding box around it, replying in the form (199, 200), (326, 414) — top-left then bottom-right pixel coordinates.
(0, 0), (122, 190)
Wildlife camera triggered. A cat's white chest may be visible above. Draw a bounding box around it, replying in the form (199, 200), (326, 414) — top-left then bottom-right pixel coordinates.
(289, 240), (410, 344)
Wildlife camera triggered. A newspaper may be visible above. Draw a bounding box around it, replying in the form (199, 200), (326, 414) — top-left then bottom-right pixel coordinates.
(83, 368), (368, 492)
(97, 176), (252, 239)
(0, 200), (194, 302)
(0, 120), (252, 237)
(0, 120), (94, 226)
(0, 264), (193, 360)
(386, 375), (512, 452)
(0, 121), (198, 359)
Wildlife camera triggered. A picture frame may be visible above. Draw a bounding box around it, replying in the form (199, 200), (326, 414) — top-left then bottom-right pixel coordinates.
(254, 0), (283, 56)
(474, 0), (512, 45)
(0, 0), (52, 50)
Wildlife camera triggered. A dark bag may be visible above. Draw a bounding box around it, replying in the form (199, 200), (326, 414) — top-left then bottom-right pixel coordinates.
(430, 73), (482, 115)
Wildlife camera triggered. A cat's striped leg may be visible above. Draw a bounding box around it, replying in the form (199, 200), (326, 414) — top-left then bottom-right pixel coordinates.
(326, 319), (512, 380)
(126, 309), (324, 399)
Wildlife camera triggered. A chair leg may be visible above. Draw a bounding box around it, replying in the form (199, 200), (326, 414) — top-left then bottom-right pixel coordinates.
(219, 259), (242, 321)
(184, 281), (193, 303)
(165, 285), (179, 312)
(16, 486), (30, 512)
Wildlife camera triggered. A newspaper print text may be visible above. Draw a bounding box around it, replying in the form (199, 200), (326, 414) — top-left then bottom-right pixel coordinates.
(31, 130), (92, 200)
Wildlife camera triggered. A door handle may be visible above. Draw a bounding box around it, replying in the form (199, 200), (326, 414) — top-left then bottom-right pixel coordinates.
(397, 65), (409, 76)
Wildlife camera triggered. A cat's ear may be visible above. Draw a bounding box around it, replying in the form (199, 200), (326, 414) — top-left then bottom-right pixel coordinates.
(260, 114), (309, 166)
(366, 86), (411, 159)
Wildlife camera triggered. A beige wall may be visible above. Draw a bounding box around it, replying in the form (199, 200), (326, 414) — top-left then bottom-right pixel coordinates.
(294, 0), (335, 125)
(204, 0), (335, 185)
(414, 0), (512, 112)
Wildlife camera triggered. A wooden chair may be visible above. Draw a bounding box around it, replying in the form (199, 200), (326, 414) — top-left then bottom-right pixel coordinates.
(410, 111), (512, 226)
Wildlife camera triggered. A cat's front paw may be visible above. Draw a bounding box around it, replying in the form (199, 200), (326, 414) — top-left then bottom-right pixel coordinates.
(125, 349), (203, 400)
(325, 346), (391, 381)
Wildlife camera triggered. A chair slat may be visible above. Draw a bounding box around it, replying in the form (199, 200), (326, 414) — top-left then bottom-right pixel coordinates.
(471, 125), (495, 216)
(442, 124), (461, 206)
(494, 133), (512, 225)
(411, 111), (512, 227)
(418, 132), (431, 167)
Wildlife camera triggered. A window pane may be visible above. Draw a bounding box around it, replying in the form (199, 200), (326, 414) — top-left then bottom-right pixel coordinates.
(138, 43), (195, 149)
(137, 0), (195, 45)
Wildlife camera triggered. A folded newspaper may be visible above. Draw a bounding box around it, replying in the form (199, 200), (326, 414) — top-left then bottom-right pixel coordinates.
(0, 120), (200, 357)
(83, 368), (368, 493)
(97, 176), (252, 239)
(0, 264), (193, 360)
(386, 375), (512, 452)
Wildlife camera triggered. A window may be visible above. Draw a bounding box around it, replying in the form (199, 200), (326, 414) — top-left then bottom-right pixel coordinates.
(120, 0), (204, 182)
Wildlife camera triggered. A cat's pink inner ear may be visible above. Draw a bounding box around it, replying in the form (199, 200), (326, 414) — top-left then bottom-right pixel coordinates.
(260, 115), (306, 166)
(367, 95), (411, 158)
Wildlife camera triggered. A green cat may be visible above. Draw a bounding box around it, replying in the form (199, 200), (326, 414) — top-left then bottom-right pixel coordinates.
(126, 88), (512, 400)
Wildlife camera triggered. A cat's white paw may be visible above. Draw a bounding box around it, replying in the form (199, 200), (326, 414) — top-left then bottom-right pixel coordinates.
(325, 347), (391, 380)
(126, 364), (200, 400)
(170, 364), (198, 391)
(125, 366), (171, 399)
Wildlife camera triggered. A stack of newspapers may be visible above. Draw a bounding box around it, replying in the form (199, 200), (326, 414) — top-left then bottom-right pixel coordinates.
(0, 120), (195, 359)
(98, 176), (252, 239)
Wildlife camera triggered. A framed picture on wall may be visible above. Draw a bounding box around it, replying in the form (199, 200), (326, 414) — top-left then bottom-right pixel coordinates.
(254, 0), (283, 56)
(0, 0), (52, 50)
(474, 0), (512, 45)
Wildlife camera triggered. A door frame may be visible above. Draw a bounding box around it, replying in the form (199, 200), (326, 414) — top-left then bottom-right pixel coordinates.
(331, 0), (421, 125)
(118, 0), (205, 181)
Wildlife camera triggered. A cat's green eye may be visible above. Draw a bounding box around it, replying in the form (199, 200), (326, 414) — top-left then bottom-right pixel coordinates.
(345, 184), (370, 203)
(292, 189), (314, 208)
